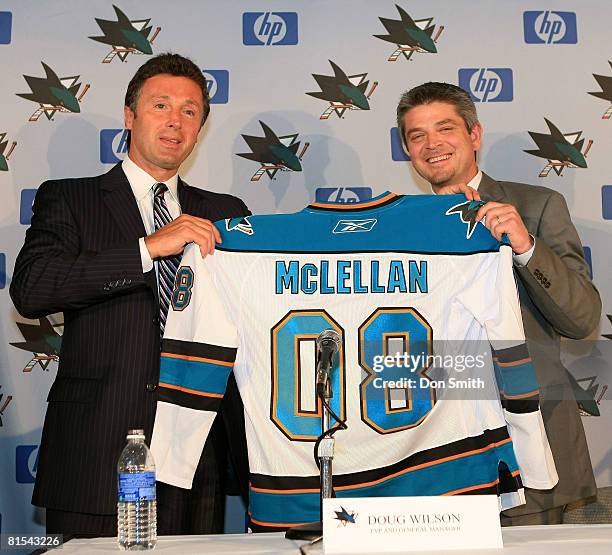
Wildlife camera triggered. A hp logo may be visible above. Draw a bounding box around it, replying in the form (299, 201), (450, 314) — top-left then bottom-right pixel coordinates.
(202, 70), (229, 104)
(16, 445), (39, 484)
(100, 129), (129, 164)
(243, 12), (298, 46)
(524, 11), (577, 44)
(458, 68), (514, 102)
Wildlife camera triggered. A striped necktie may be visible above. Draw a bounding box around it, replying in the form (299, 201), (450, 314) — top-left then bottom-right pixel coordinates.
(153, 183), (181, 336)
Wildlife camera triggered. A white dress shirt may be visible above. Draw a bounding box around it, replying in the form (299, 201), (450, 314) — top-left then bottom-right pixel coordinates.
(432, 170), (535, 267)
(122, 155), (182, 274)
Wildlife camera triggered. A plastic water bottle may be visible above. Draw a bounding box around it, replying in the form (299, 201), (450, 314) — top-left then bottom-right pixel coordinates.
(117, 429), (157, 550)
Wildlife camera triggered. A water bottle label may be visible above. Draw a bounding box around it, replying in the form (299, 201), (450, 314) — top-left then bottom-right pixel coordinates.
(118, 472), (156, 502)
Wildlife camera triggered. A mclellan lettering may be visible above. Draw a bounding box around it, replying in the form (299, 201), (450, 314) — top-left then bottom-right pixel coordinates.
(275, 259), (428, 295)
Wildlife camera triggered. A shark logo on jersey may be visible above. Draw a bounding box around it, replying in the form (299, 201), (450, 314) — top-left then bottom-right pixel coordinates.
(333, 219), (377, 234)
(225, 217), (254, 235)
(333, 506), (357, 526)
(445, 200), (485, 239)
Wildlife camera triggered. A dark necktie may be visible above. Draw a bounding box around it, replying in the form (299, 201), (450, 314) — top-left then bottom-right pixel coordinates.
(153, 183), (181, 336)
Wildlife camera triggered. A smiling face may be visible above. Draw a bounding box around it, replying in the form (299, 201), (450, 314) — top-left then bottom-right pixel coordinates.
(402, 101), (482, 190)
(124, 73), (206, 181)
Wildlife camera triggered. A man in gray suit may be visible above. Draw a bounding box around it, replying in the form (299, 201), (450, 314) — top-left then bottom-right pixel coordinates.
(396, 82), (601, 525)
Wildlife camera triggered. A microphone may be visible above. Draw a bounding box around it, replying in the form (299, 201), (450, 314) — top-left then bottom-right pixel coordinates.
(315, 329), (341, 397)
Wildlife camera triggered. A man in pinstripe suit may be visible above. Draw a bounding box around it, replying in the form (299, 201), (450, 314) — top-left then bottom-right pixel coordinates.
(11, 54), (249, 538)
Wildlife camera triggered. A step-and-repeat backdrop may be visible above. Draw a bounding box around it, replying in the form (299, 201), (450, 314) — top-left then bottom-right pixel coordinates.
(0, 0), (610, 536)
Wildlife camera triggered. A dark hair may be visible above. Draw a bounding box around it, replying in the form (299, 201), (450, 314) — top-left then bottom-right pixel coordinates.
(396, 82), (478, 145)
(125, 52), (210, 125)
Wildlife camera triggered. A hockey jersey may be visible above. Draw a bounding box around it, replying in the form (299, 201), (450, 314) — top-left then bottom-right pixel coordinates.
(150, 192), (558, 531)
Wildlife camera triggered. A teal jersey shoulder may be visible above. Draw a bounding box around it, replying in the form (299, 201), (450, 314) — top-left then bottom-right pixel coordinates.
(215, 192), (507, 254)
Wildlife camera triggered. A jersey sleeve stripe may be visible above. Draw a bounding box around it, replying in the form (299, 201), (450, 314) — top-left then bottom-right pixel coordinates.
(491, 344), (540, 399)
(494, 361), (540, 398)
(162, 338), (237, 363)
(502, 399), (540, 414)
(158, 385), (224, 412)
(499, 389), (540, 400)
(158, 382), (224, 398)
(492, 344), (530, 364)
(161, 352), (234, 367)
(159, 355), (233, 396)
(493, 356), (532, 367)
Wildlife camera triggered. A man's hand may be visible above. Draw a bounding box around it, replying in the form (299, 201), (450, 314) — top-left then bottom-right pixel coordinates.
(476, 202), (533, 255)
(435, 183), (481, 201)
(144, 214), (221, 259)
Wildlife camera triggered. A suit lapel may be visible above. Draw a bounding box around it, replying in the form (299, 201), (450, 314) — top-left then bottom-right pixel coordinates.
(101, 163), (147, 238)
(178, 178), (202, 217)
(478, 172), (506, 203)
(101, 163), (158, 296)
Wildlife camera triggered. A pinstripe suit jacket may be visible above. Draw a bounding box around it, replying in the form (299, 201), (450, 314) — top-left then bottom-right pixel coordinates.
(479, 172), (600, 513)
(10, 163), (249, 515)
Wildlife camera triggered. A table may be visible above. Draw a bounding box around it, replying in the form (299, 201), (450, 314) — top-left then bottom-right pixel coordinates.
(58, 524), (612, 554)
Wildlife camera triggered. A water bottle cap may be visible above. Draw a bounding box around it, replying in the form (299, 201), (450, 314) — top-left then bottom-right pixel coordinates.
(126, 429), (145, 440)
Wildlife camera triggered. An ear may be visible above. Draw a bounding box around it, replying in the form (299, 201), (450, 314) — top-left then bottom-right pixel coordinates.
(124, 105), (134, 130)
(470, 122), (483, 152)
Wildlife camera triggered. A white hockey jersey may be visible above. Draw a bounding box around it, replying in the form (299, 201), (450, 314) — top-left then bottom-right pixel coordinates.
(151, 192), (558, 531)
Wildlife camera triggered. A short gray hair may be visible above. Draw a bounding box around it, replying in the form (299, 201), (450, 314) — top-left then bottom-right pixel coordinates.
(396, 82), (479, 146)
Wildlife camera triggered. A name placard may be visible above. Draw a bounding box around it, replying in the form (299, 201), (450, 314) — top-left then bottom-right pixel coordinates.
(323, 495), (502, 553)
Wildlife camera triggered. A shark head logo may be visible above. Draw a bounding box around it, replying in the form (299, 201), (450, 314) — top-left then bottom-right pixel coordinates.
(90, 5), (161, 63)
(588, 61), (612, 120)
(10, 317), (62, 372)
(0, 133), (17, 171)
(333, 506), (357, 526)
(0, 385), (13, 427)
(226, 216), (254, 235)
(17, 62), (90, 122)
(307, 60), (378, 120)
(445, 200), (485, 239)
(374, 5), (444, 62)
(237, 121), (310, 181)
(525, 118), (593, 177)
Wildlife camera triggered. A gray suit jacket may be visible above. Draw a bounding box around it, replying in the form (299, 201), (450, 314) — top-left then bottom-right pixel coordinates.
(479, 172), (600, 513)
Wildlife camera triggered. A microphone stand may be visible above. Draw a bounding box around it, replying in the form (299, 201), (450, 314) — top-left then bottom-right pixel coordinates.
(285, 379), (335, 541)
(319, 379), (335, 502)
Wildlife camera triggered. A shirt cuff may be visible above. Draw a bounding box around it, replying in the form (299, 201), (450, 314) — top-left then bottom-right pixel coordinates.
(512, 236), (536, 267)
(139, 237), (154, 273)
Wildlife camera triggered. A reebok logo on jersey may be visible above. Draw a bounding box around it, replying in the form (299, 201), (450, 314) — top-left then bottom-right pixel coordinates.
(333, 219), (377, 234)
(226, 217), (253, 235)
